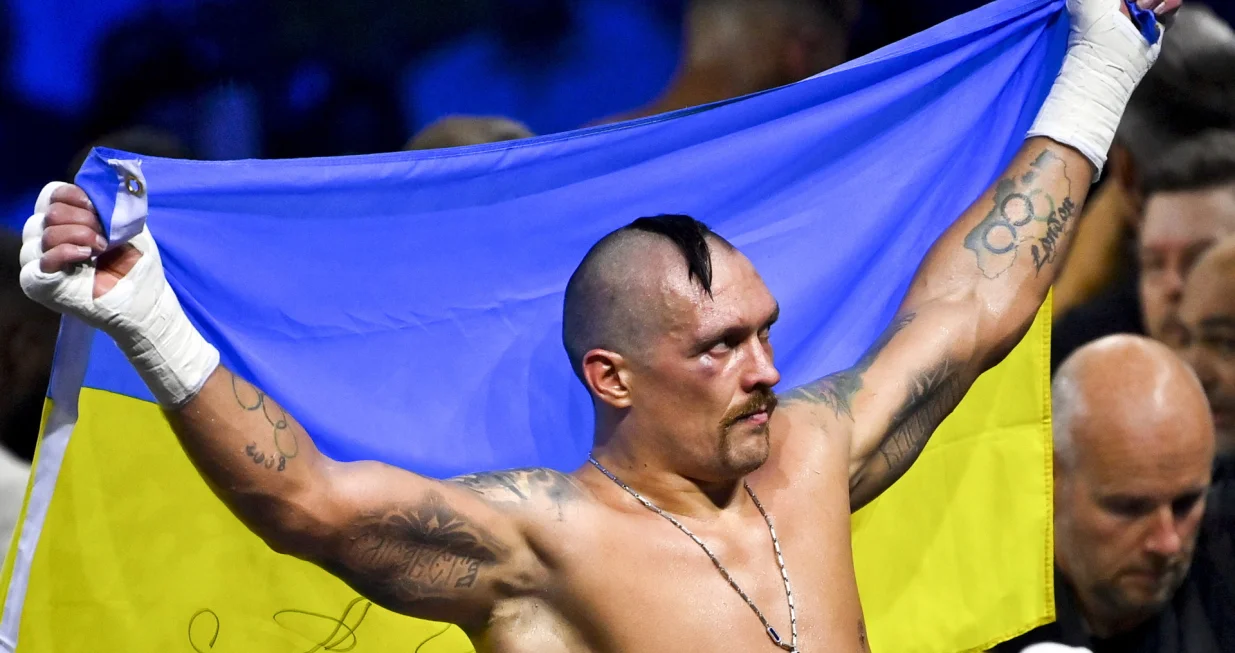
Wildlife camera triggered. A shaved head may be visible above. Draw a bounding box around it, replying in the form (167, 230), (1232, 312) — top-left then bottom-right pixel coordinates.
(562, 215), (735, 383)
(564, 215), (781, 480)
(1052, 336), (1212, 471)
(1051, 335), (1214, 637)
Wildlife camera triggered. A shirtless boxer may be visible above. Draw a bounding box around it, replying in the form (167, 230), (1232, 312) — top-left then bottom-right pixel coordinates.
(18, 1), (1176, 651)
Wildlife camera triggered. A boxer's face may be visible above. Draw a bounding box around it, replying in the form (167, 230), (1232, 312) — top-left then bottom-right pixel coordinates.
(1138, 187), (1235, 340)
(1055, 416), (1211, 630)
(634, 247), (782, 480)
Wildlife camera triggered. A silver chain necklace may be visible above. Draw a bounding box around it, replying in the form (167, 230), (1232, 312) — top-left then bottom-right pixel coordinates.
(587, 456), (799, 652)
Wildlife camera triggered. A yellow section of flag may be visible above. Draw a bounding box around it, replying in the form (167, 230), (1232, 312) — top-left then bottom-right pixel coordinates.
(3, 305), (1050, 652)
(853, 302), (1053, 651)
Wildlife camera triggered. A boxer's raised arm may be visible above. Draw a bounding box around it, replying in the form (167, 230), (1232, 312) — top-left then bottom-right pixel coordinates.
(169, 368), (556, 628)
(16, 183), (556, 629)
(784, 139), (1090, 510)
(782, 0), (1176, 510)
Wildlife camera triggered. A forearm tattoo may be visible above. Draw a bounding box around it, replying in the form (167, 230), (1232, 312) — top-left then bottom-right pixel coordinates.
(230, 371), (300, 472)
(782, 313), (916, 418)
(876, 360), (965, 475)
(328, 492), (510, 609)
(963, 149), (1077, 279)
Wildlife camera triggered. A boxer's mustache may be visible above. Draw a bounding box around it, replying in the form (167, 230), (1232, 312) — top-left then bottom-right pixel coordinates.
(722, 390), (778, 428)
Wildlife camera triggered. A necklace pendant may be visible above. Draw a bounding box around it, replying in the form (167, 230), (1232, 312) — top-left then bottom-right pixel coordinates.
(768, 626), (795, 651)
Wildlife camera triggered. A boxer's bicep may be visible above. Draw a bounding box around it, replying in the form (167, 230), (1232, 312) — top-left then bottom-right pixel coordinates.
(312, 462), (559, 629)
(781, 307), (977, 511)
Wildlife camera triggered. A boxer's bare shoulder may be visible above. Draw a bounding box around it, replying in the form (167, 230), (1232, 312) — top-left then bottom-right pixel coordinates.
(449, 467), (589, 521)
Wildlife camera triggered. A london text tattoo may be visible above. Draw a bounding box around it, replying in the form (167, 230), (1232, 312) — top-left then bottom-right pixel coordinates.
(782, 313), (916, 419)
(327, 492), (509, 611)
(230, 372), (300, 462)
(963, 150), (1077, 279)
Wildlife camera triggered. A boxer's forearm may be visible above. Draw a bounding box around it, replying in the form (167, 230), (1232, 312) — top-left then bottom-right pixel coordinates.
(897, 0), (1164, 370)
(165, 365), (334, 550)
(900, 138), (1091, 367)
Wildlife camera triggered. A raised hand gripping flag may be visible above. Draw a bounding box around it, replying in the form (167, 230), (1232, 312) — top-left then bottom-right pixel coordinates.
(1, 0), (1065, 650)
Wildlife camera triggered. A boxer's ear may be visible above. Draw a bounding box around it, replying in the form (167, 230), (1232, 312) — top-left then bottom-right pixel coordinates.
(582, 349), (631, 409)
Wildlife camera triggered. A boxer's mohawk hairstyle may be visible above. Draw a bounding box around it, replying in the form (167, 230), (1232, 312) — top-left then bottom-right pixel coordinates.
(561, 213), (733, 383)
(625, 214), (719, 296)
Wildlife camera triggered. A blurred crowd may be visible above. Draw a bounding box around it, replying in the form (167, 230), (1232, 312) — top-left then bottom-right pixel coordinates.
(3, 0), (1235, 650)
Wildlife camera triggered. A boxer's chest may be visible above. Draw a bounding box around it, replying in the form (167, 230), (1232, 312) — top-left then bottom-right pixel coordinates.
(497, 488), (867, 653)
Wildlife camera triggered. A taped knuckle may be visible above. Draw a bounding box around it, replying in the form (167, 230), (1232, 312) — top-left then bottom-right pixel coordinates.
(33, 181), (71, 214)
(18, 237), (43, 268)
(21, 213), (45, 245)
(18, 262), (50, 302)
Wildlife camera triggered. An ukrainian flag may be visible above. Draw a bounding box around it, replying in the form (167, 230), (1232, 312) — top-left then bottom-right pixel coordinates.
(0, 0), (1064, 650)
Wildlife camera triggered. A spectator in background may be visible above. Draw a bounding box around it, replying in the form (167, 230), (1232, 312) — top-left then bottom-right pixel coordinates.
(998, 336), (1230, 652)
(405, 116), (534, 151)
(1136, 133), (1235, 344)
(1051, 6), (1235, 369)
(1168, 236), (1235, 461)
(600, 0), (860, 123)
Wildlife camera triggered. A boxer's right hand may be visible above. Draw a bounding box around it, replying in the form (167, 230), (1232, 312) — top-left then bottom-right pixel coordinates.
(19, 181), (161, 336)
(18, 181), (219, 407)
(22, 183), (139, 299)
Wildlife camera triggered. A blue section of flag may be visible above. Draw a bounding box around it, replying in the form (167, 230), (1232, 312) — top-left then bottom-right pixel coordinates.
(76, 0), (1067, 478)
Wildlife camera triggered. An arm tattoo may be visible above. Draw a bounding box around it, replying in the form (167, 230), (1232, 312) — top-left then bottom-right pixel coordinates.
(450, 468), (582, 520)
(243, 441), (287, 472)
(963, 150), (1077, 279)
(782, 313), (916, 418)
(230, 371), (300, 465)
(876, 360), (966, 476)
(329, 491), (510, 609)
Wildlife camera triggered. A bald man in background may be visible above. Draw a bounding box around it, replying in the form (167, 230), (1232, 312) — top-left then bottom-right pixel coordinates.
(996, 336), (1233, 652)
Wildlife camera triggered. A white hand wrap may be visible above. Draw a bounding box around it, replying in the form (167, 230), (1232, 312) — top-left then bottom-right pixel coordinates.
(19, 181), (220, 407)
(1027, 0), (1163, 178)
